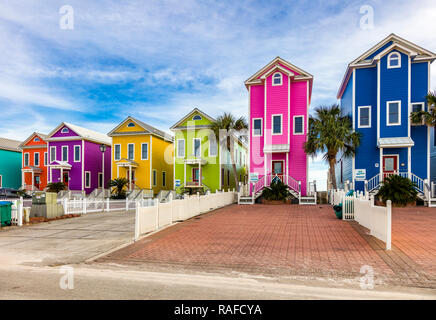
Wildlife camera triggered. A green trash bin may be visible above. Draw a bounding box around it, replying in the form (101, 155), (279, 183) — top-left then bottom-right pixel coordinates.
(0, 201), (13, 227)
(333, 203), (343, 219)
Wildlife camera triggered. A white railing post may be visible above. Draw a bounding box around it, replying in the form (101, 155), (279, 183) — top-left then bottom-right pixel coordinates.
(83, 198), (87, 214)
(64, 198), (68, 215)
(386, 200), (392, 250)
(126, 198), (129, 211)
(134, 199), (139, 241)
(155, 197), (160, 229)
(105, 197), (109, 212)
(18, 197), (23, 226)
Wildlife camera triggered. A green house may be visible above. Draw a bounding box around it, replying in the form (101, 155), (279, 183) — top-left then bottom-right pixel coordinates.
(170, 108), (248, 193)
(0, 137), (22, 189)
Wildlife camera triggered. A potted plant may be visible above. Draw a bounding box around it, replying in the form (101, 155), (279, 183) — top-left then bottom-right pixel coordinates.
(376, 175), (418, 207)
(260, 180), (292, 204)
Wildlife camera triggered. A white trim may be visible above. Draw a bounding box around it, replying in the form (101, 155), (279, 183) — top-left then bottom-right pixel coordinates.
(34, 152), (40, 167)
(50, 146), (56, 162)
(382, 154), (400, 173)
(61, 127), (69, 134)
(61, 146), (68, 162)
(176, 139), (185, 158)
(162, 171), (166, 187)
(85, 171), (91, 188)
(271, 114), (283, 135)
(386, 100), (402, 126)
(150, 137), (153, 188)
(411, 102), (425, 125)
(271, 72), (283, 86)
(141, 142), (149, 160)
(252, 118), (263, 137)
(293, 115), (305, 135)
(74, 145), (81, 162)
(352, 70), (356, 188)
(81, 140), (85, 191)
(24, 152), (30, 167)
(358, 106), (372, 128)
(248, 85), (251, 180)
(193, 138), (201, 158)
(114, 144), (121, 161)
(288, 75), (290, 146)
(377, 61), (380, 139)
(271, 159), (285, 175)
(387, 52), (401, 69)
(408, 56), (411, 137)
(127, 143), (135, 160)
(408, 147), (411, 177)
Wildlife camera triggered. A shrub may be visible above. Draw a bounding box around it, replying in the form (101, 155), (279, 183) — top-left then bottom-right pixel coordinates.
(376, 175), (418, 207)
(109, 178), (128, 199)
(46, 182), (66, 193)
(261, 180), (291, 201)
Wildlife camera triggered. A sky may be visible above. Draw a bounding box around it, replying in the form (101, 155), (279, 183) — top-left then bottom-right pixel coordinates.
(1, 0), (436, 190)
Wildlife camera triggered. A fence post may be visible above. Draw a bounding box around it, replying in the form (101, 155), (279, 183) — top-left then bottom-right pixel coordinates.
(155, 197), (160, 230)
(169, 193), (174, 223)
(134, 198), (139, 241)
(18, 197), (23, 226)
(105, 197), (109, 212)
(83, 198), (87, 214)
(64, 198), (68, 215)
(386, 200), (392, 250)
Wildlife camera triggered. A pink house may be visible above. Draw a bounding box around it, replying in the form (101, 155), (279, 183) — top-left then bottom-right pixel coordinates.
(245, 57), (314, 200)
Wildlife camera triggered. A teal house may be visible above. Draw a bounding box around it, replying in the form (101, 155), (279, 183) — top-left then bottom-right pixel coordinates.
(0, 137), (22, 189)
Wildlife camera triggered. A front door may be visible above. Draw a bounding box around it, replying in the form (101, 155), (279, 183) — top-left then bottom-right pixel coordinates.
(383, 156), (398, 179)
(34, 176), (40, 189)
(63, 172), (69, 186)
(272, 161), (284, 181)
(192, 168), (200, 185)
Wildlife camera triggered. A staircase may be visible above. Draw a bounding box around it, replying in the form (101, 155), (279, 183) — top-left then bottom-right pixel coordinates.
(237, 174), (316, 205)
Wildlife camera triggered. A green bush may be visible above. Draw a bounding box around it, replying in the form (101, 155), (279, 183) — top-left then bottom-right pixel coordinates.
(376, 175), (418, 207)
(109, 178), (128, 199)
(46, 182), (66, 193)
(261, 180), (291, 201)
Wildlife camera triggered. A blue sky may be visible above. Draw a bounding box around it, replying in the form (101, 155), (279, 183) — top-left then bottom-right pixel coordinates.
(1, 0), (436, 189)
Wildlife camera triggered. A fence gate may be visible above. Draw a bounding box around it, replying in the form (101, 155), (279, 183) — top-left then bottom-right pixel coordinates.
(342, 195), (354, 220)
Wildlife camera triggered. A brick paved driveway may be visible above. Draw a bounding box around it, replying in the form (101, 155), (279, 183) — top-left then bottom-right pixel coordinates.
(99, 204), (436, 288)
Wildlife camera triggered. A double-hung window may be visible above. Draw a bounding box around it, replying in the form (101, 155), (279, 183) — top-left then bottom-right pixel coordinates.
(272, 115), (282, 135)
(177, 140), (185, 158)
(358, 106), (371, 128)
(141, 143), (148, 160)
(61, 146), (68, 162)
(293, 116), (304, 135)
(387, 101), (401, 125)
(209, 135), (217, 157)
(34, 153), (40, 166)
(114, 144), (121, 161)
(74, 145), (81, 162)
(253, 118), (262, 136)
(127, 143), (134, 160)
(44, 152), (48, 166)
(24, 153), (29, 167)
(50, 146), (56, 162)
(193, 138), (201, 158)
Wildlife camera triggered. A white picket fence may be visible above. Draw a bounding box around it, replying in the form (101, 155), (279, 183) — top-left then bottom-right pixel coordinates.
(329, 190), (391, 250)
(1, 198), (23, 226)
(135, 190), (237, 240)
(63, 198), (150, 215)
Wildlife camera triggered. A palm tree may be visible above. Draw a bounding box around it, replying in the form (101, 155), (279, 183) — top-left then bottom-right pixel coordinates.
(411, 91), (436, 126)
(211, 112), (248, 187)
(304, 104), (361, 190)
(109, 178), (129, 199)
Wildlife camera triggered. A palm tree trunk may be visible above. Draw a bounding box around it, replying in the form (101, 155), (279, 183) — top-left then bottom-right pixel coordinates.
(227, 136), (239, 189)
(329, 157), (337, 190)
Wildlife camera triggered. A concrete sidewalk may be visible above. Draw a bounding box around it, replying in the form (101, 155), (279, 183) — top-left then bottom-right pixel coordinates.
(0, 210), (135, 267)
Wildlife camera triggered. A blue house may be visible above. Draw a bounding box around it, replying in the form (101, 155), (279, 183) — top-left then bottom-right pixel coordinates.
(336, 34), (436, 198)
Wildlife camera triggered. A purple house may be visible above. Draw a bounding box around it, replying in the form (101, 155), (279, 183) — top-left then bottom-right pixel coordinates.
(46, 122), (112, 194)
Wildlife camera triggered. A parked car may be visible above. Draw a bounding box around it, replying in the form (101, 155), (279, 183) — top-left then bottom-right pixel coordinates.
(0, 188), (19, 199)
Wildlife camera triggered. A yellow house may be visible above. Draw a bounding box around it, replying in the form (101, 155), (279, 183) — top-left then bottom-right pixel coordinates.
(108, 116), (174, 195)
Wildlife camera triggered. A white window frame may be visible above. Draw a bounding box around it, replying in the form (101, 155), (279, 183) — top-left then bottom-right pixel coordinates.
(193, 138), (201, 158)
(74, 145), (81, 162)
(153, 169), (157, 187)
(61, 146), (68, 162)
(387, 52), (401, 69)
(208, 135), (218, 157)
(272, 114), (283, 135)
(24, 152), (30, 167)
(411, 102), (425, 125)
(141, 142), (148, 160)
(85, 171), (91, 188)
(252, 118), (263, 137)
(358, 106), (372, 128)
(272, 72), (282, 86)
(387, 100), (401, 126)
(162, 171), (166, 187)
(293, 115), (305, 135)
(50, 146), (56, 162)
(61, 127), (69, 133)
(44, 152), (48, 166)
(34, 152), (40, 167)
(114, 144), (121, 161)
(98, 172), (103, 188)
(177, 139), (185, 158)
(127, 143), (135, 160)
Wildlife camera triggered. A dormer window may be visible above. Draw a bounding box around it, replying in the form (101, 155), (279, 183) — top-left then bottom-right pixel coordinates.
(61, 127), (69, 133)
(192, 115), (202, 120)
(272, 72), (282, 86)
(127, 122), (135, 127)
(387, 52), (401, 69)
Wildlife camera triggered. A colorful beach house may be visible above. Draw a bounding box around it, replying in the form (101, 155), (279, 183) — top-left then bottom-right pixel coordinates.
(245, 57), (314, 201)
(170, 108), (248, 193)
(19, 132), (49, 191)
(108, 116), (174, 196)
(0, 137), (22, 189)
(46, 123), (112, 194)
(336, 34), (436, 199)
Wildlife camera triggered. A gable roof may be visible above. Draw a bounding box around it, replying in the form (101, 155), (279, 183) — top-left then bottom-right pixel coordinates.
(19, 132), (48, 148)
(245, 56), (313, 87)
(47, 122), (112, 145)
(108, 116), (173, 141)
(337, 33), (436, 99)
(170, 108), (216, 130)
(0, 137), (22, 152)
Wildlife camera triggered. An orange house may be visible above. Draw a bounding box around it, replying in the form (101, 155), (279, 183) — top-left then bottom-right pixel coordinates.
(19, 132), (49, 191)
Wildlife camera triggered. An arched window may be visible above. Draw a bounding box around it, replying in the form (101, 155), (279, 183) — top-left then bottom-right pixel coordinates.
(34, 137), (40, 142)
(127, 122), (135, 127)
(61, 127), (69, 133)
(192, 115), (202, 120)
(272, 72), (282, 86)
(388, 52), (401, 69)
